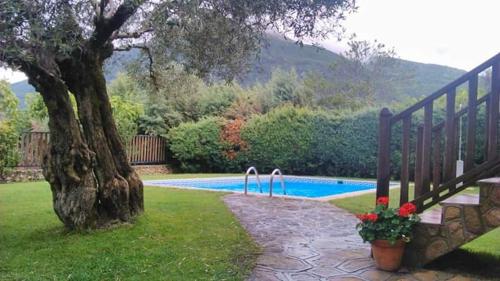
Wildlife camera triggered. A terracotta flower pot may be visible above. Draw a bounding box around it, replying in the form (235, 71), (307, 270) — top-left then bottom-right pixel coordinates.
(371, 239), (405, 271)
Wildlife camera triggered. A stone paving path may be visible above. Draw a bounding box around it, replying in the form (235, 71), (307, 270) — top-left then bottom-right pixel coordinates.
(223, 194), (488, 281)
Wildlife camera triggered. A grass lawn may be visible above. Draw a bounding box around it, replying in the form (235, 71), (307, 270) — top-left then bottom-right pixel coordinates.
(0, 174), (259, 281)
(330, 187), (500, 278)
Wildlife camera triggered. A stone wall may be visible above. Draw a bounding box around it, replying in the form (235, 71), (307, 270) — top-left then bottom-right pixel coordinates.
(1, 165), (171, 183)
(1, 167), (45, 183)
(132, 165), (172, 175)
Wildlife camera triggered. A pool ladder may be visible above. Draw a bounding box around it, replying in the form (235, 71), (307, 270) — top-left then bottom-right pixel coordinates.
(244, 166), (262, 195)
(244, 167), (286, 197)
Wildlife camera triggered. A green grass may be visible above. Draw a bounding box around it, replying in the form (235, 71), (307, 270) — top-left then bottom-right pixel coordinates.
(0, 175), (259, 281)
(330, 185), (480, 214)
(330, 187), (500, 277)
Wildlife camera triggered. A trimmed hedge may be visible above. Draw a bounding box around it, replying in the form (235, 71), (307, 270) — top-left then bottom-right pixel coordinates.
(240, 106), (320, 174)
(168, 106), (386, 177)
(167, 117), (228, 172)
(241, 106), (381, 177)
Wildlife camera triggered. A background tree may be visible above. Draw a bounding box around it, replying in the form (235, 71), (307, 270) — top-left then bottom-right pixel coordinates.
(261, 69), (311, 110)
(331, 34), (400, 104)
(0, 81), (30, 179)
(0, 0), (356, 229)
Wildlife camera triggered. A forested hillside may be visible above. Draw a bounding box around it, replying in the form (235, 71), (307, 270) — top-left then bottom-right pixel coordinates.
(10, 35), (465, 107)
(244, 35), (465, 101)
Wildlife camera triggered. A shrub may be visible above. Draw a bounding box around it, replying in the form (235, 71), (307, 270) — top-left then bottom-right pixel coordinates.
(110, 95), (143, 143)
(334, 110), (380, 177)
(241, 106), (317, 174)
(198, 84), (238, 117)
(0, 121), (19, 179)
(167, 117), (228, 172)
(241, 106), (382, 177)
(168, 106), (388, 177)
(220, 118), (247, 160)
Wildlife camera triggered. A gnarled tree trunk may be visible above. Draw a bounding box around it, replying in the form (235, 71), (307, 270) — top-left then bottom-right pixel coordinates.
(27, 50), (144, 230)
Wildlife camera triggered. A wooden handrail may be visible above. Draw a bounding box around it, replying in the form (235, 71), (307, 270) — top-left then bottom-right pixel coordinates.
(431, 92), (490, 132)
(390, 52), (500, 123)
(413, 158), (500, 211)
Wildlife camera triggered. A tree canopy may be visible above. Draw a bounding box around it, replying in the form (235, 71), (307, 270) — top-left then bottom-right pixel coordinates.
(1, 0), (356, 83)
(0, 0), (356, 230)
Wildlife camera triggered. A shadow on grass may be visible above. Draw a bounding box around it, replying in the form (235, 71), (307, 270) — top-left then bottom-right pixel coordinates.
(426, 249), (500, 279)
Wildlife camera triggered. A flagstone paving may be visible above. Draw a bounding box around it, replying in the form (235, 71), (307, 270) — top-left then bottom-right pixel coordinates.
(223, 194), (490, 281)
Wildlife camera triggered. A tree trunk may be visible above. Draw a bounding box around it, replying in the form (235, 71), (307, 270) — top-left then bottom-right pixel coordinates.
(29, 54), (144, 230)
(31, 73), (99, 229)
(68, 55), (144, 225)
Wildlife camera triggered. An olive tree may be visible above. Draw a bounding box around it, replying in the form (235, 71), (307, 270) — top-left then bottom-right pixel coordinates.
(0, 0), (355, 230)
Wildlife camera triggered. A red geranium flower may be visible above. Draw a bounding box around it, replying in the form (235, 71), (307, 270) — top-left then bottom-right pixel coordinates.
(356, 213), (367, 221)
(356, 213), (378, 222)
(366, 213), (378, 222)
(376, 196), (389, 206)
(398, 202), (417, 217)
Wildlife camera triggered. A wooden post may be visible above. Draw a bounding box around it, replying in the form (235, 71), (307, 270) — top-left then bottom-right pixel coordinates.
(465, 75), (478, 171)
(400, 116), (411, 205)
(422, 102), (433, 193)
(444, 89), (457, 181)
(432, 128), (442, 201)
(414, 126), (424, 198)
(488, 61), (500, 160)
(376, 108), (393, 199)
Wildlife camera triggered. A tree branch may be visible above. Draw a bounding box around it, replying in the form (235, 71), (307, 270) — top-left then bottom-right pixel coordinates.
(112, 27), (153, 40)
(113, 43), (148, 52)
(91, 0), (145, 48)
(114, 43), (158, 91)
(94, 0), (110, 19)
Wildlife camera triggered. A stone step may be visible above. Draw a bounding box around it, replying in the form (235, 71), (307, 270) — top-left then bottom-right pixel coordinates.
(419, 194), (480, 225)
(405, 177), (500, 267)
(478, 177), (500, 187)
(419, 208), (442, 225)
(440, 194), (479, 206)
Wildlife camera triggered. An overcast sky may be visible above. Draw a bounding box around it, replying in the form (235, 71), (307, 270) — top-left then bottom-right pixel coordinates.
(2, 0), (500, 83)
(322, 0), (500, 70)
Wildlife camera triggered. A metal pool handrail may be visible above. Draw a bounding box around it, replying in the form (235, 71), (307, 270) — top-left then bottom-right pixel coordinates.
(269, 169), (286, 197)
(244, 166), (262, 195)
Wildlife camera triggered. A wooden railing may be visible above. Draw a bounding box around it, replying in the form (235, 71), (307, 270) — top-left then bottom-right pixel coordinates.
(376, 53), (500, 212)
(17, 134), (167, 167)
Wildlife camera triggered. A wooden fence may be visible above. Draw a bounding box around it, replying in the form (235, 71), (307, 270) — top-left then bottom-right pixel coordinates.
(126, 135), (167, 165)
(18, 132), (50, 167)
(16, 133), (167, 167)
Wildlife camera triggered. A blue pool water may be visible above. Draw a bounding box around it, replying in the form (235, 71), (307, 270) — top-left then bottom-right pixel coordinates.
(145, 176), (377, 198)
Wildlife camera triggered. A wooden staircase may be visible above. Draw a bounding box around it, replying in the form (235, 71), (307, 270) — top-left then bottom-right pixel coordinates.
(404, 178), (500, 266)
(375, 53), (500, 266)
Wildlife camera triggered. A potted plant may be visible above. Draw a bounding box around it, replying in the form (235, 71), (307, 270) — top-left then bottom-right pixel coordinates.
(356, 197), (420, 271)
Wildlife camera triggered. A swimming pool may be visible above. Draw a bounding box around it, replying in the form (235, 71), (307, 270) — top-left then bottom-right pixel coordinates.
(144, 176), (380, 199)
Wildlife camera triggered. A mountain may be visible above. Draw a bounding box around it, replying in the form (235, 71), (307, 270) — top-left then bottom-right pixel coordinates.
(10, 80), (35, 108)
(10, 35), (466, 106)
(244, 35), (466, 101)
(241, 35), (343, 85)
